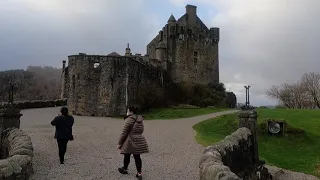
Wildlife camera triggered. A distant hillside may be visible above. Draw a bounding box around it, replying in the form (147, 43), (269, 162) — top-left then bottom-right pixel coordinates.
(0, 66), (62, 102)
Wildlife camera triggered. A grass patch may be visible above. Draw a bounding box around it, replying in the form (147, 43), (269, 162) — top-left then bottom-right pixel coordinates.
(141, 107), (230, 120)
(193, 109), (320, 177)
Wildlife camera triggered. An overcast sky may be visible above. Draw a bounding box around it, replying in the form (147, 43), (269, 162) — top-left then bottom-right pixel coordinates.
(1, 0), (320, 106)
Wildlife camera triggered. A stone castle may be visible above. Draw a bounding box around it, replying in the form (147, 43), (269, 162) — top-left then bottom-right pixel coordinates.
(61, 4), (221, 116)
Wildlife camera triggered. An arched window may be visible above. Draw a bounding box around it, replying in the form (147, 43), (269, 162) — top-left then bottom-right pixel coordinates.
(94, 63), (100, 68)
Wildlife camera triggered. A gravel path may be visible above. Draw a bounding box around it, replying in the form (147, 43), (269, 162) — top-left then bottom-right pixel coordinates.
(20, 107), (238, 180)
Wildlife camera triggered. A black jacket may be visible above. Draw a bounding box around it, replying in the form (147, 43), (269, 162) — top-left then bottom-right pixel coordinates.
(51, 115), (74, 140)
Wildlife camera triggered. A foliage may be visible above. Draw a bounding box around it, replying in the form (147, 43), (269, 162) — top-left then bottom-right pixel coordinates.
(133, 83), (166, 112)
(193, 108), (320, 177)
(166, 82), (229, 108)
(133, 81), (231, 112)
(257, 106), (268, 109)
(170, 104), (200, 109)
(266, 72), (320, 109)
(0, 66), (62, 102)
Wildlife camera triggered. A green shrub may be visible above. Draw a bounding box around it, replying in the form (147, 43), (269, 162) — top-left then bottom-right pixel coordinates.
(133, 84), (166, 112)
(170, 104), (200, 109)
(135, 81), (232, 111)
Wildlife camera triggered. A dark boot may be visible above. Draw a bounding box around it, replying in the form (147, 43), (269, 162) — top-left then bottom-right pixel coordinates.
(59, 156), (64, 164)
(118, 167), (128, 174)
(136, 173), (142, 180)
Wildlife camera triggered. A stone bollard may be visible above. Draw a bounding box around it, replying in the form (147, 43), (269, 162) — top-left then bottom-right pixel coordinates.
(238, 108), (272, 180)
(0, 107), (22, 129)
(238, 109), (259, 163)
(0, 106), (22, 159)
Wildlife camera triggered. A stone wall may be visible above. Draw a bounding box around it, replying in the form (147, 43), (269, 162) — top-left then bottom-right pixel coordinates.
(0, 99), (67, 110)
(60, 67), (69, 99)
(199, 109), (272, 180)
(127, 59), (168, 110)
(65, 54), (168, 117)
(0, 128), (33, 179)
(199, 127), (252, 180)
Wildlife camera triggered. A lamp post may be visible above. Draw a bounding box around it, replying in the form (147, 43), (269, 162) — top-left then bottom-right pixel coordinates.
(8, 82), (16, 104)
(244, 85), (251, 106)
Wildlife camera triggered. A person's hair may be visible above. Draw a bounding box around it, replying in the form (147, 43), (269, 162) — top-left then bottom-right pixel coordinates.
(127, 105), (139, 114)
(60, 107), (69, 116)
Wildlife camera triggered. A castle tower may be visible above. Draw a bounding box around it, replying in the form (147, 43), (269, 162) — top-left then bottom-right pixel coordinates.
(125, 43), (131, 57)
(155, 41), (167, 69)
(146, 4), (219, 84)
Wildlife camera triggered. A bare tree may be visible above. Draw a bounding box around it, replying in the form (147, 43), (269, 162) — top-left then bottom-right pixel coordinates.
(301, 72), (320, 108)
(0, 66), (62, 102)
(266, 84), (293, 108)
(266, 82), (311, 109)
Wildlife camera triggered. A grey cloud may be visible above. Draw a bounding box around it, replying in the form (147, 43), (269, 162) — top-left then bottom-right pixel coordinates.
(0, 0), (158, 70)
(2, 0), (320, 106)
(200, 0), (320, 105)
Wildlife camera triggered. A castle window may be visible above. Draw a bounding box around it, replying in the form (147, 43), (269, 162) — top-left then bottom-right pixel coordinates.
(194, 58), (198, 64)
(194, 51), (198, 64)
(179, 34), (184, 40)
(94, 63), (100, 68)
(180, 27), (184, 34)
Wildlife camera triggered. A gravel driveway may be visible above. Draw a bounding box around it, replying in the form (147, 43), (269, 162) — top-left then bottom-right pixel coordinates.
(20, 107), (238, 180)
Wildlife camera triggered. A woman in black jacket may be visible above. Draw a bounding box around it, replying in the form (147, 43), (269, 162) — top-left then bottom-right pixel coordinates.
(51, 107), (74, 164)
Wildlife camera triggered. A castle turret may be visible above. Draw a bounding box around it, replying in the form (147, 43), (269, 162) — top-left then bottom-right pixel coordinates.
(167, 14), (176, 38)
(210, 27), (220, 43)
(167, 14), (176, 23)
(155, 41), (167, 69)
(125, 43), (131, 56)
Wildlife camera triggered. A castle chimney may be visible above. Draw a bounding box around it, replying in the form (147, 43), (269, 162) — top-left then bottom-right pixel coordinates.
(186, 5), (197, 15)
(186, 5), (197, 25)
(125, 43), (131, 57)
(62, 60), (66, 70)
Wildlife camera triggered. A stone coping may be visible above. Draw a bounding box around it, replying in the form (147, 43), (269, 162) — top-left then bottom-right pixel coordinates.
(0, 128), (33, 179)
(0, 99), (67, 110)
(199, 127), (252, 180)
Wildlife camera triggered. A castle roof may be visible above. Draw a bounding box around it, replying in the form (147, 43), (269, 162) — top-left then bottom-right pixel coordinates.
(167, 14), (176, 23)
(107, 52), (121, 57)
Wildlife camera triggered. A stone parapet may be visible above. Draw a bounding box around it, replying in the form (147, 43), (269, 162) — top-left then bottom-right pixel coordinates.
(0, 128), (33, 179)
(0, 99), (67, 110)
(238, 110), (259, 164)
(0, 108), (22, 129)
(199, 127), (252, 180)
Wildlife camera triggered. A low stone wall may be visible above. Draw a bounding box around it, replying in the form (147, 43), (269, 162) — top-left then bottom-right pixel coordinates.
(199, 127), (252, 180)
(0, 99), (67, 110)
(0, 128), (33, 179)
